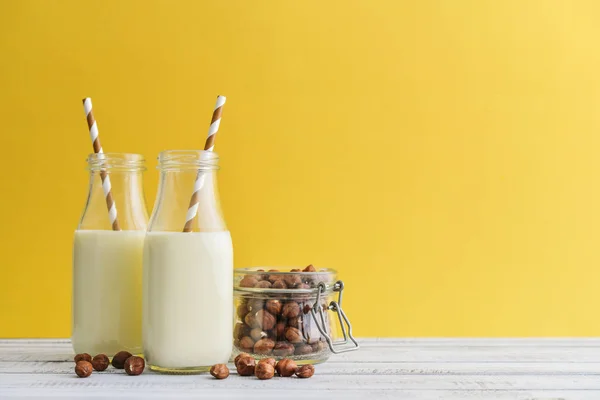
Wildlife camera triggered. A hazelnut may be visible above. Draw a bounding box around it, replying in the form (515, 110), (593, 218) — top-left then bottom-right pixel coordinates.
(210, 364), (229, 379)
(295, 344), (313, 355)
(255, 280), (272, 288)
(285, 327), (303, 344)
(239, 336), (255, 351)
(256, 310), (276, 330)
(275, 358), (298, 377)
(255, 362), (275, 380)
(265, 299), (282, 315)
(303, 264), (316, 272)
(74, 353), (92, 363)
(290, 268), (301, 272)
(272, 341), (295, 357)
(244, 312), (259, 328)
(247, 299), (265, 312)
(91, 354), (109, 371)
(282, 301), (300, 319)
(240, 276), (258, 287)
(245, 273), (262, 282)
(124, 356), (145, 376)
(236, 356), (256, 376)
(237, 303), (249, 319)
(234, 352), (250, 367)
(256, 269), (269, 280)
(284, 274), (302, 287)
(258, 357), (276, 368)
(275, 322), (286, 339)
(272, 280), (287, 289)
(75, 360), (93, 378)
(234, 322), (250, 339)
(111, 351), (133, 369)
(295, 283), (311, 290)
(250, 327), (267, 342)
(296, 364), (315, 378)
(254, 338), (275, 355)
(267, 269), (280, 283)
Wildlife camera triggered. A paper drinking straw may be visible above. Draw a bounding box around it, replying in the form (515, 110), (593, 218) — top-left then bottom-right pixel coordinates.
(82, 98), (121, 231)
(182, 95), (226, 232)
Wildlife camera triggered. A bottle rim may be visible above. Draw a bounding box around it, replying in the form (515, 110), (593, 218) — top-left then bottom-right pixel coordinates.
(157, 150), (220, 171)
(86, 153), (146, 172)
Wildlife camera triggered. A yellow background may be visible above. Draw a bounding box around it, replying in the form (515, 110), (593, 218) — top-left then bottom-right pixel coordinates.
(1, 0), (600, 337)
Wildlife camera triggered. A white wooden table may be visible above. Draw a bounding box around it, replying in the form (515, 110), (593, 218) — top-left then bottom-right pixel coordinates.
(1, 339), (600, 399)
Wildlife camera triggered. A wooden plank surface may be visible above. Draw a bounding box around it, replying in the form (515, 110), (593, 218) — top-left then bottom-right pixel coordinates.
(1, 339), (599, 399)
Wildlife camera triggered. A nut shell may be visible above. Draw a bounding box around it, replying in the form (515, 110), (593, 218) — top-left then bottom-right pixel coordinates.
(282, 302), (300, 319)
(255, 362), (275, 380)
(296, 364), (315, 378)
(74, 353), (92, 363)
(210, 364), (230, 379)
(285, 327), (303, 344)
(256, 310), (276, 330)
(265, 299), (282, 315)
(254, 338), (275, 355)
(273, 342), (295, 357)
(234, 352), (250, 367)
(112, 351), (133, 369)
(258, 357), (276, 368)
(124, 356), (145, 376)
(275, 358), (298, 377)
(75, 361), (93, 378)
(236, 356), (256, 376)
(91, 354), (109, 371)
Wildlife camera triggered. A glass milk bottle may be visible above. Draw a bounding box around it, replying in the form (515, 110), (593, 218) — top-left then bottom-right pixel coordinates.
(143, 150), (233, 373)
(73, 153), (148, 356)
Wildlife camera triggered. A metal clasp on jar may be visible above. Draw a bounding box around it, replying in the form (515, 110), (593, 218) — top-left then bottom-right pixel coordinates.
(310, 280), (359, 353)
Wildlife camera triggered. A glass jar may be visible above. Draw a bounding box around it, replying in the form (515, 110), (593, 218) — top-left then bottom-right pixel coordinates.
(233, 267), (359, 364)
(72, 153), (148, 356)
(143, 150), (233, 373)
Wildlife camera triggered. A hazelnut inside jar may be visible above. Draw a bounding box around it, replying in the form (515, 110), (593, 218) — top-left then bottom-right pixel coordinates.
(232, 266), (358, 364)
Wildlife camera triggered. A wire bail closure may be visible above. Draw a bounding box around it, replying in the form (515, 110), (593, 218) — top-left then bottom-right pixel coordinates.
(310, 280), (359, 354)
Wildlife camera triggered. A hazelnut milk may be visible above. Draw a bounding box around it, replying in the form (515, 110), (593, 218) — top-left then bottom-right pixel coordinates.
(72, 230), (145, 355)
(142, 231), (233, 370)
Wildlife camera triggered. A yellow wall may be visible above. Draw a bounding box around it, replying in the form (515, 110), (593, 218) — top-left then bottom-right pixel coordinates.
(1, 0), (600, 338)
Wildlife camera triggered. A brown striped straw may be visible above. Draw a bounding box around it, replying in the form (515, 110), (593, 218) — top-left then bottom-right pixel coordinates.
(82, 98), (121, 231)
(182, 95), (226, 232)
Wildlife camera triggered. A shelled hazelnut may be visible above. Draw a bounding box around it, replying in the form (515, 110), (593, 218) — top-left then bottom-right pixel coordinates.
(210, 364), (229, 379)
(236, 356), (256, 376)
(254, 338), (275, 355)
(124, 356), (145, 376)
(74, 353), (92, 363)
(91, 354), (109, 371)
(75, 360), (93, 378)
(111, 351), (133, 369)
(258, 358), (276, 368)
(296, 364), (315, 378)
(255, 362), (275, 380)
(275, 358), (298, 377)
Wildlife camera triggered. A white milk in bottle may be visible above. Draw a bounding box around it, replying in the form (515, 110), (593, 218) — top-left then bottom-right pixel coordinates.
(143, 150), (233, 372)
(72, 153), (148, 355)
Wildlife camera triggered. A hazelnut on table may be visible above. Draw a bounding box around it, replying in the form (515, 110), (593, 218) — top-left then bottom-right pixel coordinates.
(74, 353), (92, 363)
(75, 361), (93, 378)
(124, 356), (145, 376)
(236, 356), (256, 376)
(91, 354), (109, 371)
(255, 362), (275, 380)
(210, 364), (230, 379)
(275, 358), (298, 377)
(296, 364), (315, 378)
(111, 351), (133, 369)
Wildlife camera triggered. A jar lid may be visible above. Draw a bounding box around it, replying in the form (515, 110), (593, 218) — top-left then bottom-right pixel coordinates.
(234, 266), (337, 295)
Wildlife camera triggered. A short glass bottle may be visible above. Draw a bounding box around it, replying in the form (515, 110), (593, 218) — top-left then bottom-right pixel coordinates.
(143, 150), (233, 373)
(72, 153), (148, 356)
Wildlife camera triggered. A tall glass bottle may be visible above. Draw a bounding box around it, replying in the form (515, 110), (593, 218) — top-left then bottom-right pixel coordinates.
(143, 150), (233, 373)
(73, 153), (148, 355)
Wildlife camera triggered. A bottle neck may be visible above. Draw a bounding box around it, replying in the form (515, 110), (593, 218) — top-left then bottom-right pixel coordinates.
(148, 150), (226, 232)
(79, 153), (148, 231)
